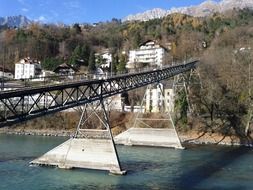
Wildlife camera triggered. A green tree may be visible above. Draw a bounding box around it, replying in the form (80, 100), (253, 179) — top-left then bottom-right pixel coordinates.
(88, 50), (96, 72)
(69, 44), (90, 66)
(111, 53), (119, 74)
(42, 57), (62, 70)
(81, 44), (90, 66)
(73, 23), (82, 34)
(96, 55), (106, 66)
(69, 45), (82, 65)
(117, 54), (127, 73)
(175, 90), (188, 126)
(132, 32), (142, 49)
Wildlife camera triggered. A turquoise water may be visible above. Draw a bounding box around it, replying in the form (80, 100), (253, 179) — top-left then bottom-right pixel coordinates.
(0, 135), (253, 190)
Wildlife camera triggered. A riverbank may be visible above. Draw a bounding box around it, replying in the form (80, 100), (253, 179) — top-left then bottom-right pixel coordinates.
(0, 128), (74, 137)
(180, 131), (253, 147)
(1, 127), (252, 147)
(0, 111), (252, 147)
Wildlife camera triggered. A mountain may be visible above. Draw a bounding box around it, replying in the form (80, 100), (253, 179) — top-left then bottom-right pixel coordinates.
(123, 0), (253, 22)
(124, 8), (168, 22)
(0, 15), (32, 28)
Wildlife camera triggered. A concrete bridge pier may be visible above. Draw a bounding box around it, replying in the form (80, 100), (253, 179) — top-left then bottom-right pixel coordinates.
(115, 83), (184, 149)
(30, 100), (126, 175)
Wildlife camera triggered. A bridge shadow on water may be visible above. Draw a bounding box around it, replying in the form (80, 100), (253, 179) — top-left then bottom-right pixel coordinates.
(118, 145), (252, 190)
(172, 146), (252, 190)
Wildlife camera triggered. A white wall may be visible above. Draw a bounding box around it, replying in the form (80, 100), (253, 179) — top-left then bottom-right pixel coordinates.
(15, 62), (41, 79)
(145, 84), (174, 113)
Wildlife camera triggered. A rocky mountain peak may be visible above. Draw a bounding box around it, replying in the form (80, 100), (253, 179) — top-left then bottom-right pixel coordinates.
(0, 15), (32, 28)
(123, 0), (253, 22)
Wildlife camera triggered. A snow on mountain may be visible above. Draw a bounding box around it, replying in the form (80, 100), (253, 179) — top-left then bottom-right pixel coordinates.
(123, 0), (253, 22)
(0, 15), (32, 28)
(125, 8), (168, 22)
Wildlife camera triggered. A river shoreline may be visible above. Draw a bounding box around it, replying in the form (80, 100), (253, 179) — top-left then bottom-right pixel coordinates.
(1, 127), (252, 147)
(180, 131), (253, 147)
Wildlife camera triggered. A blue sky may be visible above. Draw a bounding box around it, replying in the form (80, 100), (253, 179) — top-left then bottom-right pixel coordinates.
(0, 0), (212, 24)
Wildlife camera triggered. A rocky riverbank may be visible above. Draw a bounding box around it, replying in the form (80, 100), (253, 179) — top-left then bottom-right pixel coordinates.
(180, 131), (253, 147)
(0, 111), (252, 147)
(1, 127), (252, 147)
(0, 128), (75, 137)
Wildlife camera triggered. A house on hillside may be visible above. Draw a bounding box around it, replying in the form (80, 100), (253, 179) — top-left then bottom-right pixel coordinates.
(126, 40), (167, 69)
(95, 50), (112, 69)
(53, 63), (77, 75)
(14, 57), (41, 79)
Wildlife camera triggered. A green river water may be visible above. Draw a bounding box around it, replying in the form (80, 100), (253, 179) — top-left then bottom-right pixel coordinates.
(0, 134), (253, 190)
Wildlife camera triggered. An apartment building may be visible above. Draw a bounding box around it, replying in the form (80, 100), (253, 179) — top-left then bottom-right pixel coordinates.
(145, 83), (174, 113)
(15, 57), (41, 79)
(127, 40), (166, 69)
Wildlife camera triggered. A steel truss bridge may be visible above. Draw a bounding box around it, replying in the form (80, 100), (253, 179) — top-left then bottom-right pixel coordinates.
(0, 61), (198, 127)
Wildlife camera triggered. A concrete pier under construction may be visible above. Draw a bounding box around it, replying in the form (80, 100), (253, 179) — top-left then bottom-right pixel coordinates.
(30, 130), (125, 175)
(114, 128), (184, 149)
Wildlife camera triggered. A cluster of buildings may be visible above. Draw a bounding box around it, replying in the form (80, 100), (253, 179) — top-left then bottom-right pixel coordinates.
(94, 40), (168, 71)
(2, 40), (168, 80)
(14, 57), (77, 80)
(106, 82), (175, 113)
(93, 40), (174, 113)
(0, 57), (76, 110)
(0, 40), (175, 113)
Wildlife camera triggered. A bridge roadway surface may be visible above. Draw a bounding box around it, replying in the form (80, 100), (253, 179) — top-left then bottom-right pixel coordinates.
(0, 61), (197, 127)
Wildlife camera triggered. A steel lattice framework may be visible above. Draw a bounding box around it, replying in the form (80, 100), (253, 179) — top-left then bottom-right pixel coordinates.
(0, 61), (197, 127)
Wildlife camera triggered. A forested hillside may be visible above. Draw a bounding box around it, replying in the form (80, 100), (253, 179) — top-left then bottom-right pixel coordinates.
(0, 9), (252, 71)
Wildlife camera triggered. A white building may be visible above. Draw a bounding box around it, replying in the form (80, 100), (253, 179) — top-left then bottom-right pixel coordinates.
(127, 40), (166, 69)
(105, 95), (145, 113)
(95, 51), (112, 69)
(15, 57), (42, 79)
(0, 67), (14, 79)
(124, 105), (145, 113)
(145, 83), (174, 113)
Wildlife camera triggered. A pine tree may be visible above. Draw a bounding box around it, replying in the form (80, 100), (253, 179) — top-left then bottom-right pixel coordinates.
(88, 51), (96, 72)
(117, 54), (127, 73)
(111, 54), (119, 74)
(69, 45), (81, 65)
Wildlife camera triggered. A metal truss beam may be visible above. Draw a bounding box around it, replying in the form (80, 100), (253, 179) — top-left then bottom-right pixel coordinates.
(0, 61), (198, 127)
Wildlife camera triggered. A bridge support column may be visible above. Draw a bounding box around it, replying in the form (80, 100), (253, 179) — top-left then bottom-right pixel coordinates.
(30, 99), (126, 175)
